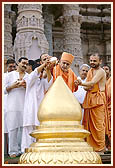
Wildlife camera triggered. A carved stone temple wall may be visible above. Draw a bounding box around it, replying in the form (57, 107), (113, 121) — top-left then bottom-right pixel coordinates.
(43, 5), (54, 56)
(13, 4), (49, 62)
(80, 4), (111, 67)
(4, 4), (14, 59)
(4, 4), (15, 72)
(3, 4), (111, 74)
(52, 4), (111, 73)
(62, 4), (83, 75)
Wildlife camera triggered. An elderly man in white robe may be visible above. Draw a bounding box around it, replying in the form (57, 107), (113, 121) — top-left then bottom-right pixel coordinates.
(21, 53), (53, 153)
(74, 64), (90, 123)
(4, 57), (28, 158)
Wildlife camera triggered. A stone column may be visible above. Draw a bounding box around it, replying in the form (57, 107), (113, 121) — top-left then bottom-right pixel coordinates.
(43, 6), (54, 56)
(62, 4), (83, 75)
(105, 40), (111, 66)
(4, 4), (14, 60)
(13, 4), (49, 62)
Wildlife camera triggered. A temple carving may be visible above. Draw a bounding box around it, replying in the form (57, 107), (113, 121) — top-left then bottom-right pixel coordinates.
(4, 3), (111, 75)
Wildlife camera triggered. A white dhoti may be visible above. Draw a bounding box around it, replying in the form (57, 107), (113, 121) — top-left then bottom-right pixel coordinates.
(21, 126), (36, 153)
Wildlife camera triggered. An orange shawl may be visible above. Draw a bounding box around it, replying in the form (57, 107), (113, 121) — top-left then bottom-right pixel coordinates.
(53, 64), (77, 92)
(105, 77), (111, 149)
(82, 68), (106, 152)
(105, 77), (111, 111)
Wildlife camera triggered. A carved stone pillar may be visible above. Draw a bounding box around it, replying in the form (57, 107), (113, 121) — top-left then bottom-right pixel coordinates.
(4, 4), (14, 60)
(62, 4), (83, 75)
(43, 6), (54, 56)
(105, 40), (111, 66)
(13, 4), (49, 62)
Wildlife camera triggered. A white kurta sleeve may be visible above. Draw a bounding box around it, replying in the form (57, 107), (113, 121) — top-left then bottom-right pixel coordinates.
(4, 73), (9, 94)
(24, 68), (40, 88)
(44, 76), (53, 92)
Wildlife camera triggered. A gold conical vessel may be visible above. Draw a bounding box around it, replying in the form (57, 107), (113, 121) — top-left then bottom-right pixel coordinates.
(19, 76), (102, 165)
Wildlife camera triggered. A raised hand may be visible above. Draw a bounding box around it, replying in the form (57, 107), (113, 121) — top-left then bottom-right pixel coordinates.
(45, 58), (52, 70)
(74, 79), (82, 87)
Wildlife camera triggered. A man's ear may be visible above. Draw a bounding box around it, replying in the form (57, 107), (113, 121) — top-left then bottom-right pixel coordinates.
(40, 61), (42, 64)
(99, 59), (102, 65)
(59, 60), (61, 63)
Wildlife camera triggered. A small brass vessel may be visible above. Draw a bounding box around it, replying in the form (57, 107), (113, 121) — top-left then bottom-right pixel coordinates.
(19, 76), (102, 165)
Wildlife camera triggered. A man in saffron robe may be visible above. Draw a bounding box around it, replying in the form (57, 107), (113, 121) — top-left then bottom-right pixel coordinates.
(103, 65), (111, 151)
(75, 53), (106, 152)
(53, 52), (78, 92)
(105, 77), (111, 150)
(103, 65), (111, 81)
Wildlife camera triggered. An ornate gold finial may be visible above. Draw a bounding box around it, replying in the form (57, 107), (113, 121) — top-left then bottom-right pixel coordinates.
(38, 75), (82, 122)
(19, 76), (102, 165)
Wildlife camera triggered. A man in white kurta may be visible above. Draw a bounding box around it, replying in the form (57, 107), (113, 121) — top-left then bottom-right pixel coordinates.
(4, 72), (9, 156)
(4, 57), (28, 157)
(4, 73), (8, 133)
(74, 64), (90, 123)
(21, 54), (53, 153)
(4, 59), (16, 156)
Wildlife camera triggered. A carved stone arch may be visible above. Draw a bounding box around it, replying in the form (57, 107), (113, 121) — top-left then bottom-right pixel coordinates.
(25, 32), (43, 60)
(25, 32), (41, 48)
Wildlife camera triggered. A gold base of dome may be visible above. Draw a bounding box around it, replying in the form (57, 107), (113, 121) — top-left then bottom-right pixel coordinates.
(19, 151), (102, 164)
(19, 122), (102, 165)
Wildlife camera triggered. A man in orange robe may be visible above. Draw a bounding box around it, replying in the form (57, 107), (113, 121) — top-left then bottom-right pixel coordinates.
(105, 77), (111, 150)
(103, 65), (111, 81)
(103, 65), (111, 150)
(53, 52), (78, 92)
(75, 53), (106, 152)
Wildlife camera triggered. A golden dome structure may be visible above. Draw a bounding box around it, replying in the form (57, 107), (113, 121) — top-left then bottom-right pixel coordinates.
(19, 76), (102, 165)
